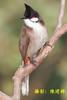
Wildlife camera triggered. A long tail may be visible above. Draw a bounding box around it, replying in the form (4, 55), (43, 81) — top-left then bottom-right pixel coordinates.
(22, 75), (29, 96)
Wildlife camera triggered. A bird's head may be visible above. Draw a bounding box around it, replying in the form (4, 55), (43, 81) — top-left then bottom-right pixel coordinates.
(22, 4), (40, 22)
(21, 4), (43, 28)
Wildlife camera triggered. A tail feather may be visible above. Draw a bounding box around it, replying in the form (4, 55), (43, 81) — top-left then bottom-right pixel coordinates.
(22, 75), (29, 96)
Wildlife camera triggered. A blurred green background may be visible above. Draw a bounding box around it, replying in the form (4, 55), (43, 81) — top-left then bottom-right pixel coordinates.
(0, 0), (67, 100)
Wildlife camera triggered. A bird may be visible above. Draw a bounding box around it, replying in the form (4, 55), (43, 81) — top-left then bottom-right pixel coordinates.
(19, 3), (48, 96)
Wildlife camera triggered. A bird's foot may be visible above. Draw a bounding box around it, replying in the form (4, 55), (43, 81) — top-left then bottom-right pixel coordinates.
(44, 41), (52, 48)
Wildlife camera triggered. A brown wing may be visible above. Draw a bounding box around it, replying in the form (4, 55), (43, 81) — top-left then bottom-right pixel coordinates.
(19, 27), (30, 60)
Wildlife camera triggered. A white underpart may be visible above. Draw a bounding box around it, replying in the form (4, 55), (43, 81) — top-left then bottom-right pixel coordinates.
(24, 19), (48, 56)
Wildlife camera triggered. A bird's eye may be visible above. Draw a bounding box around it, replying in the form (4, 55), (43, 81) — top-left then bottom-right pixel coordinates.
(30, 17), (39, 22)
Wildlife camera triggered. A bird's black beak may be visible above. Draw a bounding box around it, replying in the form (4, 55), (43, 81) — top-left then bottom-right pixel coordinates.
(20, 17), (25, 19)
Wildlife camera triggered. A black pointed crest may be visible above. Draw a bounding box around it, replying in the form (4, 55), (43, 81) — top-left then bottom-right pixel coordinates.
(22, 3), (39, 19)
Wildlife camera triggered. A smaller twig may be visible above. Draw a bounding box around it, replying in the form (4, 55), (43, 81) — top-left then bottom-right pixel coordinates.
(55, 0), (65, 31)
(0, 91), (11, 100)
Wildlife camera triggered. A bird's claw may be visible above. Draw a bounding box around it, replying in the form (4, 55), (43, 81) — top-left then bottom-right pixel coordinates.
(44, 41), (52, 48)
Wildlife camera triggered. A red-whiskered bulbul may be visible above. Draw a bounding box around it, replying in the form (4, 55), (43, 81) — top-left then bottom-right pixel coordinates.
(19, 3), (48, 96)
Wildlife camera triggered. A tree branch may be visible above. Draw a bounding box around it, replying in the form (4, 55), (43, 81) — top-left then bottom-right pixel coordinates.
(0, 91), (12, 100)
(55, 0), (65, 31)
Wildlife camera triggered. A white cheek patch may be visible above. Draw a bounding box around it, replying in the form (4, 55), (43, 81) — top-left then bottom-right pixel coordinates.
(30, 17), (39, 22)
